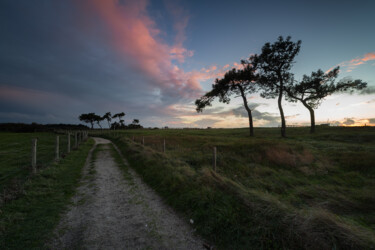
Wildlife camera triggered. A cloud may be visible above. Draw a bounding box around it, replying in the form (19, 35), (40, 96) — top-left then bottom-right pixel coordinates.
(229, 105), (280, 126)
(285, 114), (300, 119)
(193, 118), (220, 127)
(85, 0), (200, 100)
(201, 106), (226, 114)
(326, 52), (375, 73)
(359, 86), (375, 95)
(368, 118), (375, 124)
(342, 118), (355, 125)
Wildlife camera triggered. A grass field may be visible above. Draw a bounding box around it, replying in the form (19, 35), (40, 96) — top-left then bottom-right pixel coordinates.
(0, 132), (79, 203)
(0, 136), (94, 249)
(95, 126), (375, 249)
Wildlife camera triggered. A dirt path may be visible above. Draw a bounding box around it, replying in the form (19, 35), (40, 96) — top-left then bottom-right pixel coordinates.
(49, 137), (205, 250)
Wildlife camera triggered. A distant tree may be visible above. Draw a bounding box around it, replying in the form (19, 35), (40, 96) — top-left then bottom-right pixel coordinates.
(103, 112), (112, 129)
(132, 119), (139, 124)
(127, 119), (143, 129)
(79, 113), (96, 129)
(250, 36), (301, 137)
(195, 64), (258, 136)
(110, 121), (119, 130)
(285, 67), (367, 133)
(93, 114), (104, 129)
(112, 112), (125, 129)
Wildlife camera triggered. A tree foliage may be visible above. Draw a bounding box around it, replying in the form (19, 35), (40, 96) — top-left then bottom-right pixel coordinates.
(103, 112), (112, 128)
(285, 67), (367, 132)
(78, 113), (96, 129)
(196, 64), (258, 136)
(93, 114), (104, 129)
(112, 112), (125, 129)
(250, 36), (301, 137)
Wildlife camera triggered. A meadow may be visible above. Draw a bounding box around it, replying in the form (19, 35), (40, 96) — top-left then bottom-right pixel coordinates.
(0, 132), (93, 249)
(96, 126), (375, 249)
(0, 132), (77, 203)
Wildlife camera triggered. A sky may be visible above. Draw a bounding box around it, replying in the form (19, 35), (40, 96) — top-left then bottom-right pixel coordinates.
(0, 0), (374, 128)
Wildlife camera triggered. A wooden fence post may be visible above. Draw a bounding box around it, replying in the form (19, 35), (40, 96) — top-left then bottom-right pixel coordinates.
(55, 136), (59, 161)
(213, 147), (217, 172)
(142, 136), (144, 145)
(75, 132), (78, 148)
(163, 139), (166, 153)
(31, 138), (37, 173)
(67, 132), (70, 153)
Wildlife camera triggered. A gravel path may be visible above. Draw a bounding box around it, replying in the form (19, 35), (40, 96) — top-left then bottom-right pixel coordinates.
(49, 137), (205, 250)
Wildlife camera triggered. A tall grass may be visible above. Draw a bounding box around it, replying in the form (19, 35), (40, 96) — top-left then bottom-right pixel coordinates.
(0, 138), (94, 249)
(0, 132), (77, 204)
(96, 127), (375, 249)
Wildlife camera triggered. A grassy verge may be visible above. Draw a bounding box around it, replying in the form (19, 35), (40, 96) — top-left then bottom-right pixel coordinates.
(108, 143), (133, 183)
(0, 132), (77, 204)
(0, 138), (94, 249)
(96, 127), (375, 249)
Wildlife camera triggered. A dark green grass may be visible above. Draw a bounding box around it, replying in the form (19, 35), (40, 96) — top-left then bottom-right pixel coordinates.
(0, 138), (94, 249)
(0, 132), (78, 200)
(95, 126), (375, 249)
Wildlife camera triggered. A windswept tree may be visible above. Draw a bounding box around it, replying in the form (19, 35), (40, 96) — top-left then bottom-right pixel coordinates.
(285, 67), (367, 133)
(113, 112), (125, 129)
(128, 119), (143, 129)
(93, 114), (104, 129)
(103, 112), (112, 129)
(250, 36), (301, 137)
(132, 119), (139, 125)
(79, 113), (96, 129)
(195, 64), (258, 136)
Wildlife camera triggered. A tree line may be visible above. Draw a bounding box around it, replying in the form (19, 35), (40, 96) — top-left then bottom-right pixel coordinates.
(195, 36), (367, 137)
(78, 112), (142, 129)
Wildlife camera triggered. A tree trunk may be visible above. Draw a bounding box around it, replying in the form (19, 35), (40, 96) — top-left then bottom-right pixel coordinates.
(238, 85), (254, 137)
(278, 79), (286, 137)
(90, 122), (94, 129)
(302, 101), (315, 133)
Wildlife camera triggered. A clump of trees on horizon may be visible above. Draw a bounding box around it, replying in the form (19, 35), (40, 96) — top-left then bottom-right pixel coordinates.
(196, 36), (368, 137)
(78, 112), (143, 130)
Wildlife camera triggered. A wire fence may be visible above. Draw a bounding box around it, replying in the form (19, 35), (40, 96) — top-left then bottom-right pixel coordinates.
(0, 130), (88, 205)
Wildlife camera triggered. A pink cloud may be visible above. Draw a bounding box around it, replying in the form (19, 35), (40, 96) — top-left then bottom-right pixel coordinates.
(233, 62), (243, 69)
(0, 85), (61, 103)
(0, 85), (81, 112)
(326, 52), (375, 73)
(84, 0), (198, 99)
(362, 52), (375, 62)
(77, 1), (252, 104)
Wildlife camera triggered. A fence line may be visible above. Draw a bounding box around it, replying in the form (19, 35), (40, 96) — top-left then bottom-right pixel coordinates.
(31, 138), (37, 173)
(213, 147), (217, 172)
(55, 136), (59, 161)
(67, 132), (71, 153)
(29, 130), (89, 173)
(129, 135), (218, 171)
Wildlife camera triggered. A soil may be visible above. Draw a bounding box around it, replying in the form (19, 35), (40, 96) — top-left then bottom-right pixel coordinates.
(49, 137), (205, 250)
